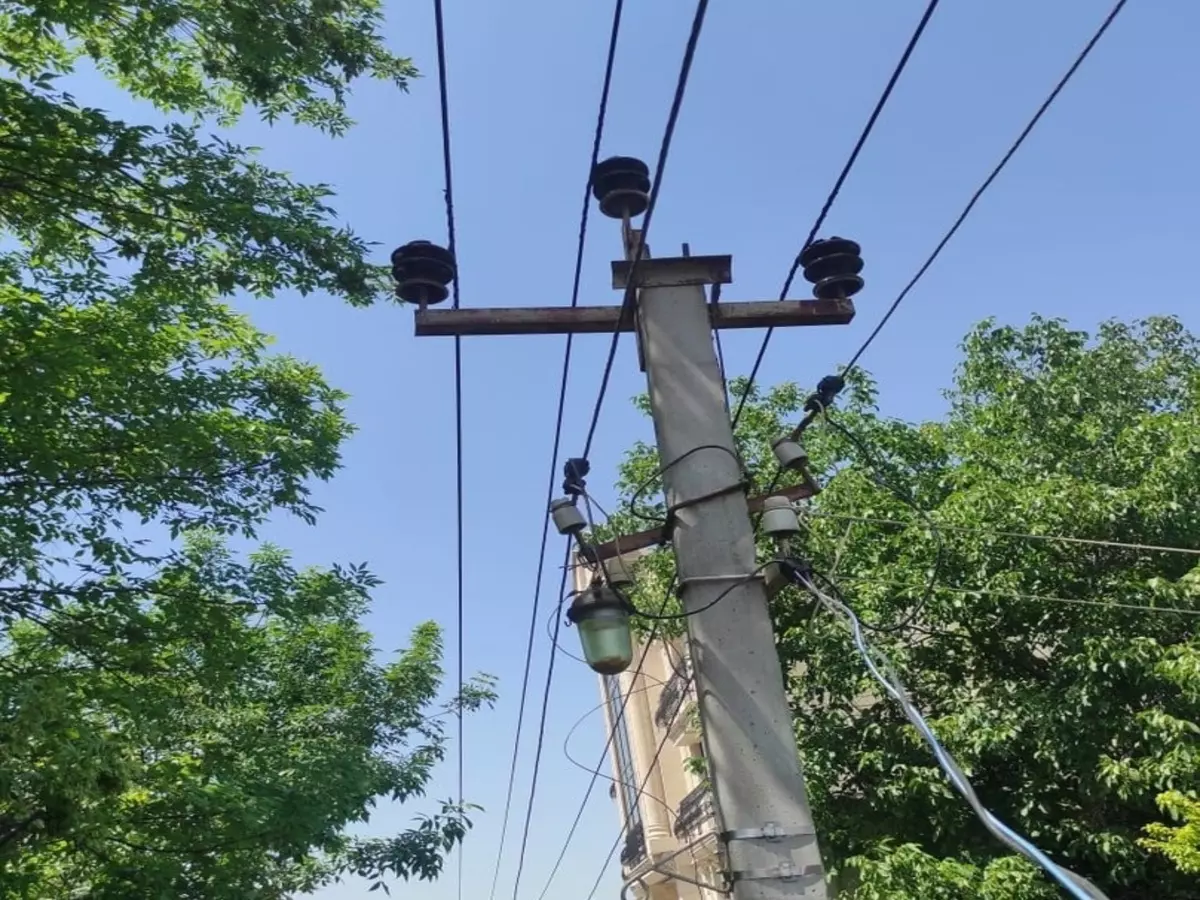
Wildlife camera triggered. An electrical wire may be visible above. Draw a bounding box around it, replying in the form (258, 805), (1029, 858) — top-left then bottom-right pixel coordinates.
(581, 0), (711, 458)
(531, 605), (672, 900)
(786, 564), (1110, 900)
(572, 508), (758, 900)
(817, 407), (943, 633)
(531, 489), (682, 900)
(547, 599), (590, 666)
(429, 2), (465, 897)
(624, 445), (746, 526)
(582, 486), (769, 623)
(562, 672), (686, 824)
(711, 282), (731, 415)
(580, 626), (708, 900)
(804, 512), (1200, 558)
(487, 1), (627, 895)
(532, 562), (757, 900)
(730, 0), (942, 431)
(837, 574), (1200, 618)
(840, 0), (1129, 377)
(509, 543), (572, 900)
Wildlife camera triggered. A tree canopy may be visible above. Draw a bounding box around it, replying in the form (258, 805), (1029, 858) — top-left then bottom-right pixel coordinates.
(1, 2), (493, 896)
(610, 315), (1200, 899)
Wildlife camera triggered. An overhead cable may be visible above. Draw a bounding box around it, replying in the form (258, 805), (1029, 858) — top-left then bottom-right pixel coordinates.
(531, 539), (679, 899)
(562, 674), (688, 825)
(429, 2), (465, 897)
(840, 0), (1129, 377)
(580, 628), (709, 900)
(820, 407), (944, 633)
(731, 0), (943, 430)
(787, 564), (1111, 900)
(532, 603), (672, 900)
(533, 504), (754, 900)
(509, 544), (572, 900)
(838, 575), (1200, 618)
(487, 2), (627, 896)
(805, 511), (1200, 558)
(581, 0), (712, 458)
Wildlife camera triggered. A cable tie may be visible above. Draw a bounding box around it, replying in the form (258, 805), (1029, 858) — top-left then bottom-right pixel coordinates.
(663, 478), (752, 535)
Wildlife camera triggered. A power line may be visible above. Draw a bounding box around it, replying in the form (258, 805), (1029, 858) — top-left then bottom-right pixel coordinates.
(510, 544), (572, 900)
(561, 674), (686, 825)
(804, 511), (1200, 557)
(581, 0), (712, 458)
(731, 0), (942, 430)
(531, 620), (668, 900)
(531, 579), (678, 900)
(534, 494), (740, 900)
(841, 0), (1129, 376)
(838, 574), (1200, 618)
(579, 619), (711, 900)
(820, 407), (943, 634)
(429, 2), (465, 898)
(533, 6), (717, 876)
(789, 566), (1110, 900)
(487, 1), (627, 896)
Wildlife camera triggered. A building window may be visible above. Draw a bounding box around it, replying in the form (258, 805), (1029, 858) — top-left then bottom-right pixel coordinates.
(604, 675), (642, 831)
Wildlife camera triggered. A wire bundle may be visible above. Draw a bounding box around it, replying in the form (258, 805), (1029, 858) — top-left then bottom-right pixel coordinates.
(784, 563), (1111, 900)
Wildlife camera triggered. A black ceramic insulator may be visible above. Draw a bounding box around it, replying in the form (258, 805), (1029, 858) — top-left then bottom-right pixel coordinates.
(800, 236), (865, 300)
(591, 156), (651, 219)
(390, 240), (456, 306)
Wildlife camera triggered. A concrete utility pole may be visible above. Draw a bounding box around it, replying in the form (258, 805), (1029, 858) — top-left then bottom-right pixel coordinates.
(401, 156), (855, 900)
(616, 248), (831, 900)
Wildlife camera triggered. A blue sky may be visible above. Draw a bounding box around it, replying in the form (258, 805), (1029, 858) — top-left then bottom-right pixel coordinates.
(73, 0), (1200, 898)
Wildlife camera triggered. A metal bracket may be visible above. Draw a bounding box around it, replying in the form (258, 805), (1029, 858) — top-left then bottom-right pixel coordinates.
(611, 254), (733, 290)
(727, 862), (823, 884)
(722, 822), (814, 842)
(722, 823), (816, 842)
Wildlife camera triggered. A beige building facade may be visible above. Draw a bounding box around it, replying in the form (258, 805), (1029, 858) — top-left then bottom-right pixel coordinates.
(573, 559), (725, 900)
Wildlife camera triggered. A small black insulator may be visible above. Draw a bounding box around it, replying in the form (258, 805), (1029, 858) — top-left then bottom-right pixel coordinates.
(591, 156), (651, 220)
(804, 374), (846, 413)
(390, 240), (456, 307)
(563, 457), (591, 496)
(799, 236), (864, 300)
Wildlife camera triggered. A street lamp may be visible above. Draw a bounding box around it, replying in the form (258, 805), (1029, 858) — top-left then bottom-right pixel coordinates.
(567, 584), (634, 675)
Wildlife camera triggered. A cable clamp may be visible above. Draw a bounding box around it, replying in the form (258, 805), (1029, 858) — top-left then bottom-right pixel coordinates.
(727, 862), (823, 885)
(722, 823), (815, 842)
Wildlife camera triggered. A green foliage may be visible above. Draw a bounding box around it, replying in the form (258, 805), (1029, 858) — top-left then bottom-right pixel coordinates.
(608, 316), (1200, 898)
(1, 0), (403, 308)
(1141, 792), (1200, 875)
(0, 0), (416, 131)
(0, 543), (496, 897)
(0, 3), (494, 896)
(840, 842), (1056, 900)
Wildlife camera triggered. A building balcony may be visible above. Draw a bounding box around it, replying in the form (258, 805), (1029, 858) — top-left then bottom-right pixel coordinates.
(673, 784), (715, 838)
(620, 821), (646, 869)
(654, 662), (700, 744)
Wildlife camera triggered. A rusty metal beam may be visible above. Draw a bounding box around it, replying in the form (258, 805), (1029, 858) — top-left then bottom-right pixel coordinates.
(413, 298), (854, 337)
(590, 480), (818, 562)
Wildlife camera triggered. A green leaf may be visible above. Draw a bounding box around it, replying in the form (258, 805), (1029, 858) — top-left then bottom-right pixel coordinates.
(611, 315), (1200, 899)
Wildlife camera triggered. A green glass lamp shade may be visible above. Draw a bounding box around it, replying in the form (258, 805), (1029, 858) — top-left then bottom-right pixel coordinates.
(576, 606), (634, 675)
